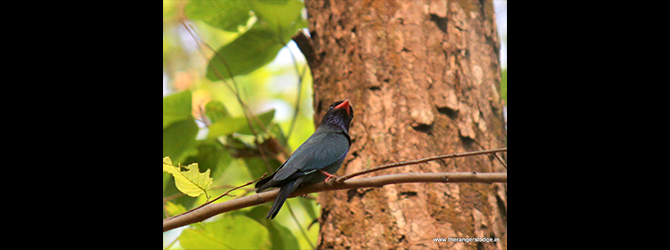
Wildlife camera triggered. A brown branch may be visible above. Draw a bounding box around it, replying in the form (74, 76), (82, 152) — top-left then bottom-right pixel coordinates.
(163, 172), (507, 232)
(291, 30), (317, 69)
(335, 147), (507, 183)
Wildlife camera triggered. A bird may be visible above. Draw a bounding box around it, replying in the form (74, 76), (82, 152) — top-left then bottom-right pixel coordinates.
(255, 99), (354, 219)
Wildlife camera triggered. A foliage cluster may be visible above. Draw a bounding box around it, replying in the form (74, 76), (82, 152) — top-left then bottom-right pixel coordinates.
(163, 1), (317, 249)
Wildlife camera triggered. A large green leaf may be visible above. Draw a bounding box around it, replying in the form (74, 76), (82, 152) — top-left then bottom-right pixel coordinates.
(163, 119), (198, 163)
(205, 26), (286, 81)
(163, 90), (193, 129)
(184, 0), (253, 32)
(179, 214), (271, 249)
(185, 0), (306, 38)
(187, 0), (307, 81)
(207, 116), (247, 139)
(207, 109), (275, 139)
(251, 0), (307, 41)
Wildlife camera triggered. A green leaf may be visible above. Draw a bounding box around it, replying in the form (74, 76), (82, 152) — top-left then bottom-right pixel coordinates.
(185, 0), (253, 32)
(297, 197), (318, 221)
(164, 201), (187, 217)
(163, 119), (198, 158)
(207, 116), (248, 139)
(221, 134), (256, 158)
(188, 0), (307, 81)
(243, 206), (300, 249)
(163, 90), (198, 162)
(204, 100), (230, 124)
(251, 0), (307, 41)
(163, 119), (199, 163)
(237, 109), (275, 135)
(243, 156), (281, 180)
(205, 27), (286, 81)
(269, 123), (288, 148)
(207, 109), (276, 139)
(179, 214), (271, 249)
(185, 0), (306, 38)
(183, 140), (232, 180)
(163, 90), (193, 129)
(163, 157), (213, 197)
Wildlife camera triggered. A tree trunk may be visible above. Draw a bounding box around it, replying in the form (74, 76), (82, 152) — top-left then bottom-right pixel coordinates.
(304, 0), (506, 249)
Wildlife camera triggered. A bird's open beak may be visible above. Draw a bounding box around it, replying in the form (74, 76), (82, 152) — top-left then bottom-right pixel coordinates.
(334, 99), (350, 115)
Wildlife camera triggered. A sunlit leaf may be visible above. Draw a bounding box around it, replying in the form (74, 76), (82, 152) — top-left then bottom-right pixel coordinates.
(185, 0), (306, 39)
(252, 0), (307, 41)
(196, 0), (308, 81)
(163, 157), (213, 197)
(207, 116), (247, 139)
(185, 0), (253, 32)
(164, 201), (187, 217)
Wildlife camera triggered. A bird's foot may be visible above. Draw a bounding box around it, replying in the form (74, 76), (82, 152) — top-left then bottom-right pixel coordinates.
(319, 170), (339, 183)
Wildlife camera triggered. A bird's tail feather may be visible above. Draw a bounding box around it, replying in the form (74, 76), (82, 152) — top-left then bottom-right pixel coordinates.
(266, 178), (303, 219)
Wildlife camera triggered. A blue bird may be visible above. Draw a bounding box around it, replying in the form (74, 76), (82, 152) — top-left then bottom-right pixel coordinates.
(255, 99), (354, 219)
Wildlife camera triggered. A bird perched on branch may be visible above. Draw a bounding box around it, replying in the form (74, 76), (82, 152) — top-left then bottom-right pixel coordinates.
(255, 99), (354, 219)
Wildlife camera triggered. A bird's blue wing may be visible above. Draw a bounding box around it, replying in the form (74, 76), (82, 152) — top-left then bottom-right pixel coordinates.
(272, 131), (350, 181)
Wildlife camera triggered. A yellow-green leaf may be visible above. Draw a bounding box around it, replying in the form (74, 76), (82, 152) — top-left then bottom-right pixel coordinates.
(163, 157), (172, 165)
(163, 157), (213, 197)
(164, 201), (187, 217)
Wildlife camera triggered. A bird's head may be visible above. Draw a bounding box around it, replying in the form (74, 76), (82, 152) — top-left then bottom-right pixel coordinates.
(320, 99), (354, 132)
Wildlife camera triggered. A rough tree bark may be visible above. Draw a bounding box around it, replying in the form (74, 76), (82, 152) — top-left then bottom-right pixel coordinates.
(303, 0), (506, 249)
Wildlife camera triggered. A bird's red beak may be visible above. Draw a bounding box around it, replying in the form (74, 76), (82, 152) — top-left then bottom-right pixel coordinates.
(334, 99), (350, 115)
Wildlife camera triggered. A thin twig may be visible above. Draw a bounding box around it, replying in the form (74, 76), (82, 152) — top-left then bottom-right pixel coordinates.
(335, 147), (507, 183)
(180, 8), (278, 146)
(182, 23), (257, 135)
(165, 173), (267, 220)
(286, 202), (315, 250)
(285, 43), (307, 142)
(186, 23), (290, 159)
(181, 21), (289, 166)
(493, 152), (507, 169)
(163, 184), (257, 205)
(163, 172), (507, 232)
